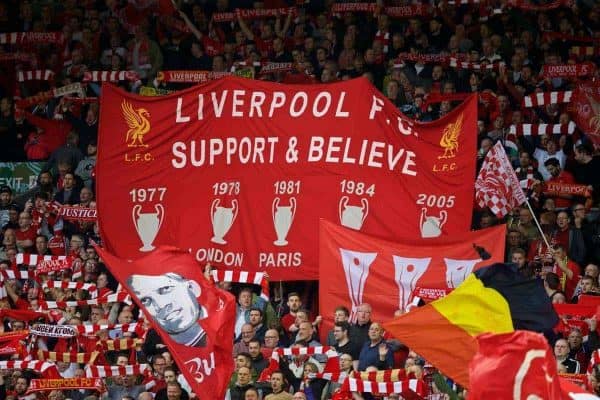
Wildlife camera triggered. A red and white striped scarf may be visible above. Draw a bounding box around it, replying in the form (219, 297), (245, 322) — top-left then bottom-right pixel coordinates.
(508, 121), (576, 136)
(343, 377), (425, 395)
(17, 70), (55, 82)
(210, 270), (269, 301)
(449, 58), (503, 71)
(39, 292), (131, 309)
(0, 269), (36, 282)
(374, 30), (390, 53)
(259, 346), (339, 382)
(16, 253), (70, 267)
(0, 360), (60, 378)
(83, 70), (140, 82)
(522, 91), (572, 108)
(42, 281), (98, 298)
(85, 364), (149, 378)
(75, 323), (141, 336)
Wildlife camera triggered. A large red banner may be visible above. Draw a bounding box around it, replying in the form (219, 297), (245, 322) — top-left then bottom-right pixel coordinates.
(319, 220), (506, 341)
(97, 77), (476, 281)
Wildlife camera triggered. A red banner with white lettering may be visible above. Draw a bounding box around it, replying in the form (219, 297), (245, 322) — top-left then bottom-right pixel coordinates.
(573, 81), (600, 145)
(97, 77), (477, 281)
(94, 245), (235, 400)
(318, 220), (506, 342)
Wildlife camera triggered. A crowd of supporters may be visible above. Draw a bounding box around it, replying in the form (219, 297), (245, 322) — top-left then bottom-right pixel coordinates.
(0, 0), (600, 399)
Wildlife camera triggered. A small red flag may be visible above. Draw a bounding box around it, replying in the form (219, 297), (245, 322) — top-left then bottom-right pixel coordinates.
(94, 245), (235, 399)
(469, 331), (562, 399)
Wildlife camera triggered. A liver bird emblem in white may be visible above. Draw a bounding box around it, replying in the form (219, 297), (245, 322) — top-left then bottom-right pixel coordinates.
(122, 100), (150, 147)
(438, 113), (463, 159)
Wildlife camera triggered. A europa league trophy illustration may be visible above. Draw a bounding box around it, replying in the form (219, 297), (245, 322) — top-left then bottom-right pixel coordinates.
(210, 199), (238, 245)
(132, 204), (164, 252)
(444, 258), (481, 288)
(272, 197), (296, 246)
(339, 248), (377, 323)
(392, 256), (431, 312)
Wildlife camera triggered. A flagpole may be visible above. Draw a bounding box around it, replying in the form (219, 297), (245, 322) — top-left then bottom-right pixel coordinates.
(523, 198), (552, 250)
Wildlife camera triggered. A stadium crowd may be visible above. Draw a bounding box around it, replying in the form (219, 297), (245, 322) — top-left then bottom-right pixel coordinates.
(0, 0), (600, 399)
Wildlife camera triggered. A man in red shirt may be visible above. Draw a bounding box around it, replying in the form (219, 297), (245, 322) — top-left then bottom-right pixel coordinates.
(15, 212), (37, 253)
(280, 292), (302, 338)
(544, 158), (575, 209)
(553, 244), (580, 301)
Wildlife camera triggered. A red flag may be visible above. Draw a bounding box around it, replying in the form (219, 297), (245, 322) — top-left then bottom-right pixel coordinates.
(469, 331), (562, 399)
(573, 81), (600, 145)
(94, 246), (235, 400)
(475, 141), (526, 217)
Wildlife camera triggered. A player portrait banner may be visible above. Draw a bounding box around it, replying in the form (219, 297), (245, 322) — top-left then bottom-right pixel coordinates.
(97, 77), (477, 281)
(318, 220), (506, 342)
(94, 245), (236, 400)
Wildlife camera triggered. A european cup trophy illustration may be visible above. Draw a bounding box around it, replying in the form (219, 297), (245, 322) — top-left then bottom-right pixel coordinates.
(339, 196), (369, 230)
(339, 248), (377, 323)
(272, 197), (296, 246)
(132, 204), (164, 252)
(393, 256), (431, 312)
(210, 199), (238, 245)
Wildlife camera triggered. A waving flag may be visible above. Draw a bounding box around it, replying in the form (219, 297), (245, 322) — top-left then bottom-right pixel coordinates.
(94, 246), (236, 400)
(383, 263), (557, 388)
(475, 141), (526, 217)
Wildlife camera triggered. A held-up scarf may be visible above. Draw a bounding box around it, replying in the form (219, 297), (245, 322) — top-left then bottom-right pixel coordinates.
(212, 7), (297, 23)
(541, 63), (595, 78)
(522, 91), (572, 108)
(210, 270), (269, 301)
(84, 363), (150, 378)
(83, 70), (140, 82)
(27, 378), (105, 393)
(156, 70), (230, 83)
(17, 70), (55, 82)
(0, 32), (63, 45)
(15, 83), (85, 109)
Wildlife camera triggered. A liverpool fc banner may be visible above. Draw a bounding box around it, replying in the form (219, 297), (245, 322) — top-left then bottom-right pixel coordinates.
(97, 77), (477, 280)
(319, 220), (506, 338)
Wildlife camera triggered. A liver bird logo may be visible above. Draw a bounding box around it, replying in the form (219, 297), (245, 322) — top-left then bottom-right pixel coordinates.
(122, 100), (150, 147)
(585, 92), (600, 135)
(438, 113), (463, 159)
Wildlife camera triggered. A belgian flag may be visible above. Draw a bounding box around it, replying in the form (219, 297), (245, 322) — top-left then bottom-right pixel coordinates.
(383, 263), (558, 388)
